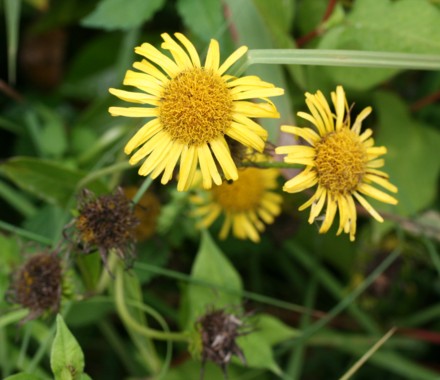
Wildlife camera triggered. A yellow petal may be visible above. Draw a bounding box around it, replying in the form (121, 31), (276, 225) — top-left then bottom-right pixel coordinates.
(205, 39), (220, 71)
(218, 46), (248, 75)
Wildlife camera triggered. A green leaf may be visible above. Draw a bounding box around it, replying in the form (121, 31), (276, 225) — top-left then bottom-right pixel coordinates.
(373, 91), (440, 216)
(319, 0), (440, 89)
(3, 374), (44, 380)
(237, 333), (282, 375)
(0, 157), (108, 207)
(183, 231), (243, 329)
(81, 0), (165, 31)
(51, 315), (85, 380)
(254, 313), (299, 346)
(176, 0), (223, 40)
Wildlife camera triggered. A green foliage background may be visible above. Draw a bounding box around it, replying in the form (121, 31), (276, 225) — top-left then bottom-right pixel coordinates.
(0, 0), (440, 379)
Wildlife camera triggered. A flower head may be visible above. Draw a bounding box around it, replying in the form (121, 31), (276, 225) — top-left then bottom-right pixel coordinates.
(74, 188), (139, 267)
(109, 33), (284, 191)
(276, 86), (398, 241)
(191, 155), (282, 242)
(8, 252), (62, 322)
(196, 308), (247, 378)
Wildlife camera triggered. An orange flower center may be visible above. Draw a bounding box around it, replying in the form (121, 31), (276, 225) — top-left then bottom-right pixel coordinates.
(314, 128), (367, 194)
(211, 168), (264, 212)
(159, 68), (233, 146)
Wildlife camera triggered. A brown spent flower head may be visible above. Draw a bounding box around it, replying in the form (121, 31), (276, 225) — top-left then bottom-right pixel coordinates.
(123, 186), (161, 241)
(75, 188), (139, 267)
(197, 308), (247, 379)
(8, 252), (62, 322)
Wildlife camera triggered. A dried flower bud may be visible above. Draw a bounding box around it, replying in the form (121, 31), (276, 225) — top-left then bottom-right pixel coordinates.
(74, 188), (139, 268)
(8, 252), (62, 323)
(197, 308), (248, 379)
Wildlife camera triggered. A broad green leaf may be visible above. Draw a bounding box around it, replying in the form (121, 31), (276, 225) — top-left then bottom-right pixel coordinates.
(254, 313), (299, 346)
(319, 0), (440, 90)
(51, 315), (85, 380)
(254, 0), (295, 34)
(183, 231), (242, 329)
(237, 333), (282, 376)
(65, 298), (112, 327)
(3, 374), (44, 380)
(296, 0), (328, 36)
(224, 0), (294, 142)
(81, 0), (165, 30)
(0, 157), (108, 207)
(176, 0), (223, 41)
(234, 313), (298, 376)
(373, 91), (440, 216)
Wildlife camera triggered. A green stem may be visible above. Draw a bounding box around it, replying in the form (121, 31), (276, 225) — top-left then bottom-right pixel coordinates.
(131, 176), (153, 205)
(95, 250), (118, 294)
(0, 221), (52, 245)
(134, 262), (316, 316)
(0, 309), (28, 329)
(247, 49), (440, 70)
(76, 161), (132, 190)
(115, 267), (189, 343)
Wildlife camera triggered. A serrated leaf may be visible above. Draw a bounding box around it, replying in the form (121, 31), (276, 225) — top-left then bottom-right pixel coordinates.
(183, 231), (242, 329)
(51, 315), (85, 380)
(319, 0), (440, 89)
(176, 0), (223, 40)
(0, 157), (108, 206)
(81, 0), (165, 31)
(373, 91), (440, 216)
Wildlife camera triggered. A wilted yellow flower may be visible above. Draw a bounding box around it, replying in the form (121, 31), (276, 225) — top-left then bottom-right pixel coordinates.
(109, 33), (283, 191)
(191, 156), (282, 242)
(276, 86), (398, 241)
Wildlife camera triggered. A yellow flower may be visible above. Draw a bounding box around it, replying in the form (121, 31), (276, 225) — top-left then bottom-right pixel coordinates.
(276, 86), (398, 241)
(190, 157), (282, 243)
(109, 33), (284, 191)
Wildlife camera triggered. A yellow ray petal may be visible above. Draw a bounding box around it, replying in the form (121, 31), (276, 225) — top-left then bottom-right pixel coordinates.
(109, 88), (159, 106)
(205, 39), (220, 71)
(218, 46), (248, 75)
(174, 33), (201, 67)
(161, 143), (184, 184)
(161, 33), (193, 69)
(124, 119), (161, 154)
(353, 191), (383, 222)
(319, 195), (337, 233)
(133, 59), (169, 83)
(109, 106), (159, 118)
(178, 145), (198, 191)
(210, 138), (238, 181)
(227, 122), (265, 151)
(357, 183), (398, 205)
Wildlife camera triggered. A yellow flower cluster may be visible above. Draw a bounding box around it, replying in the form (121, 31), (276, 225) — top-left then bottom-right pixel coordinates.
(109, 33), (398, 242)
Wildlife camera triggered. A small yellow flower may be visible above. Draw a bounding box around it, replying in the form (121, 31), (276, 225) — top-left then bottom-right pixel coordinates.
(191, 157), (282, 242)
(276, 86), (398, 241)
(109, 33), (284, 191)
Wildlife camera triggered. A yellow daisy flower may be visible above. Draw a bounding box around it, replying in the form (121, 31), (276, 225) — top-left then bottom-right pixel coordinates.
(109, 33), (284, 191)
(190, 159), (282, 243)
(275, 86), (398, 241)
